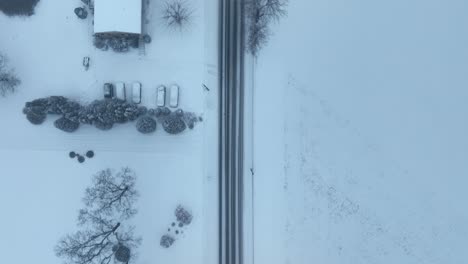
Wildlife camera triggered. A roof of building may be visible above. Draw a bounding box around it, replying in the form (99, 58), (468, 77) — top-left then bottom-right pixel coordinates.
(94, 0), (142, 34)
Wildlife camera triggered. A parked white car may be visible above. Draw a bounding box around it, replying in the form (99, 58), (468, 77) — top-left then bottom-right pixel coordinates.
(132, 82), (142, 104)
(115, 82), (126, 100)
(169, 84), (179, 108)
(156, 85), (166, 107)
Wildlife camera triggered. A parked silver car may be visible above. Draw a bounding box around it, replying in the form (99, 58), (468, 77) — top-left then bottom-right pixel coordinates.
(103, 83), (114, 99)
(132, 82), (141, 104)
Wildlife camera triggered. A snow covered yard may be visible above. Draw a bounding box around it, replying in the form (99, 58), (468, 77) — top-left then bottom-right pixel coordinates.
(0, 0), (219, 263)
(251, 0), (468, 263)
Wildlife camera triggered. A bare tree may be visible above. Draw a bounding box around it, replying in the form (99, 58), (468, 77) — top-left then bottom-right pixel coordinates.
(0, 53), (20, 97)
(82, 168), (138, 221)
(162, 0), (192, 29)
(55, 222), (140, 264)
(56, 168), (140, 264)
(245, 0), (288, 56)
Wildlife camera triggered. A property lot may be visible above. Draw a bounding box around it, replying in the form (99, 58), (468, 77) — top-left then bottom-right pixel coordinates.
(0, 0), (219, 263)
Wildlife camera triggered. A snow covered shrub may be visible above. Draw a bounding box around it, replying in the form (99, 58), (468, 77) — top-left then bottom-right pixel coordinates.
(0, 53), (21, 97)
(136, 116), (157, 134)
(162, 0), (192, 29)
(181, 111), (200, 129)
(54, 117), (80, 132)
(47, 96), (69, 114)
(26, 111), (46, 125)
(113, 244), (131, 263)
(74, 7), (88, 19)
(245, 0), (288, 56)
(94, 120), (113, 131)
(142, 34), (152, 44)
(175, 205), (193, 225)
(109, 37), (129, 52)
(160, 234), (175, 248)
(138, 106), (148, 116)
(93, 36), (108, 50)
(158, 106), (171, 117)
(162, 113), (186, 134)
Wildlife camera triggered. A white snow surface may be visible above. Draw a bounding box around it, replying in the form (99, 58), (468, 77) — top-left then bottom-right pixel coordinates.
(94, 0), (142, 34)
(0, 0), (219, 264)
(251, 0), (468, 264)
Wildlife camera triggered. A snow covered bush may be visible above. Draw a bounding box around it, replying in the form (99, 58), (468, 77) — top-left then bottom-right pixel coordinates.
(175, 205), (193, 225)
(93, 35), (139, 53)
(160, 234), (175, 248)
(157, 106), (171, 117)
(162, 113), (186, 134)
(136, 116), (157, 134)
(54, 117), (80, 133)
(26, 111), (46, 125)
(142, 34), (152, 44)
(56, 168), (141, 264)
(74, 7), (88, 19)
(162, 0), (192, 29)
(0, 53), (21, 97)
(113, 244), (131, 263)
(245, 0), (288, 56)
(23, 96), (200, 134)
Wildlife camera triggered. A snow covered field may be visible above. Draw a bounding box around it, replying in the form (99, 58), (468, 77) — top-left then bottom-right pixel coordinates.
(0, 0), (219, 263)
(251, 0), (468, 263)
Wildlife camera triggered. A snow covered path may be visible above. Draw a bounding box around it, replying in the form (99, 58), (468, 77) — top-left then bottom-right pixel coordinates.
(251, 0), (468, 263)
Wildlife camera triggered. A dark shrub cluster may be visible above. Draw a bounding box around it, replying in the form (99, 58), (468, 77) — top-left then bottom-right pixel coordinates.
(93, 35), (140, 52)
(23, 97), (144, 133)
(23, 96), (201, 134)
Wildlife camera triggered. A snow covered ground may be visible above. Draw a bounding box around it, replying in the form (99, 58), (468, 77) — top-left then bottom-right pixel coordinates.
(251, 0), (468, 263)
(0, 0), (219, 263)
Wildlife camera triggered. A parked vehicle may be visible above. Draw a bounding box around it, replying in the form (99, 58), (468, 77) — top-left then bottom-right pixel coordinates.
(169, 84), (179, 108)
(156, 85), (166, 107)
(115, 82), (126, 100)
(83, 56), (90, 70)
(103, 83), (114, 99)
(132, 82), (142, 104)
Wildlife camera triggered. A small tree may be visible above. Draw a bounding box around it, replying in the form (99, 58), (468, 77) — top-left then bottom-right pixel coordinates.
(162, 0), (192, 29)
(56, 168), (140, 264)
(0, 53), (20, 97)
(245, 0), (288, 56)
